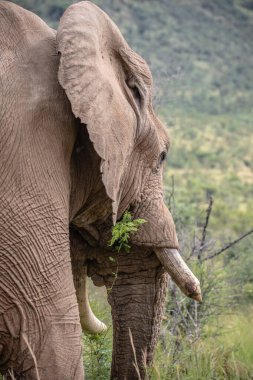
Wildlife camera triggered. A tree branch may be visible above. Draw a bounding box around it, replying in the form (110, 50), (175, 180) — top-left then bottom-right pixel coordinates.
(203, 228), (253, 261)
(198, 197), (213, 261)
(197, 197), (213, 261)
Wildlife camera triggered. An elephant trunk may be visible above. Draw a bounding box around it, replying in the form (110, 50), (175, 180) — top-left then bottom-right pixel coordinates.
(107, 266), (169, 380)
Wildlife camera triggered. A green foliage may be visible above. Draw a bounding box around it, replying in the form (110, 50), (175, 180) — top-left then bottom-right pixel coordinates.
(83, 332), (112, 380)
(108, 211), (146, 253)
(225, 243), (253, 304)
(162, 110), (253, 237)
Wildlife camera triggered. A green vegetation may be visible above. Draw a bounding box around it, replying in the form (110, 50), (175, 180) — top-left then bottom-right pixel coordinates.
(6, 1), (253, 379)
(108, 211), (146, 253)
(152, 312), (253, 380)
(83, 286), (112, 380)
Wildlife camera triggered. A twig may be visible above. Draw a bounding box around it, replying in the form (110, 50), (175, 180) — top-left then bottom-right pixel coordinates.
(22, 333), (41, 380)
(198, 197), (213, 261)
(175, 302), (188, 329)
(6, 369), (16, 380)
(203, 228), (253, 261)
(188, 225), (197, 260)
(182, 303), (197, 329)
(106, 256), (119, 294)
(164, 175), (175, 211)
(129, 328), (142, 380)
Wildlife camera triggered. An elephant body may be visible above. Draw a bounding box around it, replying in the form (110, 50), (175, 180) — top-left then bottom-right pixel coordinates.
(0, 2), (200, 379)
(0, 2), (83, 378)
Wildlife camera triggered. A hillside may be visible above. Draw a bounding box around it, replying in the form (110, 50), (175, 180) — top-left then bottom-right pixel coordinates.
(14, 0), (253, 114)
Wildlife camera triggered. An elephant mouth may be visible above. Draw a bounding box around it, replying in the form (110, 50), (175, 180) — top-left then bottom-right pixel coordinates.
(73, 222), (202, 303)
(75, 243), (201, 342)
(89, 246), (202, 303)
(71, 221), (202, 335)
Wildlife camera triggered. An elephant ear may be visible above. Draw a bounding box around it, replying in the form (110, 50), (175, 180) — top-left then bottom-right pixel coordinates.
(57, 1), (137, 223)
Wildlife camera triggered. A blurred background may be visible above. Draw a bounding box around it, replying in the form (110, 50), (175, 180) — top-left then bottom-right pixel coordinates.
(11, 1), (253, 378)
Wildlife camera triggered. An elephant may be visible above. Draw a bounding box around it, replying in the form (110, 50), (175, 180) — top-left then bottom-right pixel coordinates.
(0, 1), (201, 379)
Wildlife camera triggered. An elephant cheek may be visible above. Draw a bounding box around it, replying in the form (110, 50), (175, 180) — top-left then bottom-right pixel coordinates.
(106, 267), (169, 380)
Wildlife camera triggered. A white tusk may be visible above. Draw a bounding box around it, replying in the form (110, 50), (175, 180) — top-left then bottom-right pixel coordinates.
(76, 267), (107, 334)
(155, 248), (202, 302)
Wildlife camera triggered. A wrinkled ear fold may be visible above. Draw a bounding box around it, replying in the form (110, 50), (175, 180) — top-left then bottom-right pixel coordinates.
(57, 1), (136, 223)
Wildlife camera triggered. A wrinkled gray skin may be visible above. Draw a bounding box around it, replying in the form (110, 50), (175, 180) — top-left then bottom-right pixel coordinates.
(0, 2), (179, 379)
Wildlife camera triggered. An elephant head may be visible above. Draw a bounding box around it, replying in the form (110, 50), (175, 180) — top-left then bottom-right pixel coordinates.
(56, 2), (201, 378)
(0, 1), (200, 379)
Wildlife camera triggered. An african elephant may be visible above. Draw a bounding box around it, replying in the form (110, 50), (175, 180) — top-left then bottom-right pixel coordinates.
(0, 1), (201, 379)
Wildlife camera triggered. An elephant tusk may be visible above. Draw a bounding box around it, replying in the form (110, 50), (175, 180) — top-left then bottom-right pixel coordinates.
(154, 248), (202, 302)
(77, 270), (107, 334)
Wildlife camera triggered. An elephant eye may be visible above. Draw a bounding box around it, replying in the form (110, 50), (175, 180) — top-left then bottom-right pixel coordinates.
(157, 151), (167, 168)
(126, 77), (142, 108)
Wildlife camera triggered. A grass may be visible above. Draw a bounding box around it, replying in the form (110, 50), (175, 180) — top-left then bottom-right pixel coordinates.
(218, 308), (253, 369)
(1, 305), (252, 380)
(83, 282), (112, 380)
(152, 341), (253, 379)
(149, 310), (253, 380)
